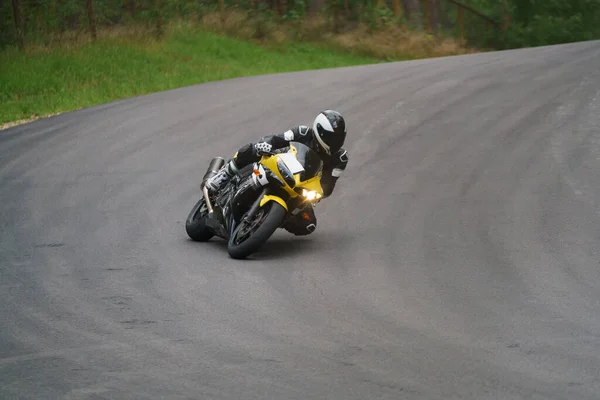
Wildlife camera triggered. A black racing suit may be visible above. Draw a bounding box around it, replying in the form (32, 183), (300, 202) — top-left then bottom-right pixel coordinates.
(231, 125), (349, 235)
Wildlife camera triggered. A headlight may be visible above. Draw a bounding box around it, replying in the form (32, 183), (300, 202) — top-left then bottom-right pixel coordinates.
(302, 189), (322, 201)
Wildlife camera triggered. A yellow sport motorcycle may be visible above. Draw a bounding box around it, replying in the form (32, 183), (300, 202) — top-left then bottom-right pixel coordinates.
(185, 141), (324, 259)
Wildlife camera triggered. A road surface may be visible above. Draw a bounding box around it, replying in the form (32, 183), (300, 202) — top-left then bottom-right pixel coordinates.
(2, 40), (600, 399)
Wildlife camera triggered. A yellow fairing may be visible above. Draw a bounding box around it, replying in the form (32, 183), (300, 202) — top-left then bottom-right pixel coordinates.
(260, 155), (279, 177)
(295, 174), (323, 194)
(257, 145), (324, 204)
(259, 194), (288, 210)
(259, 155), (298, 197)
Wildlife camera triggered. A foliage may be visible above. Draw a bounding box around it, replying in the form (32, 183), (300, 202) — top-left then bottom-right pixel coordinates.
(499, 0), (600, 48)
(4, 0), (600, 51)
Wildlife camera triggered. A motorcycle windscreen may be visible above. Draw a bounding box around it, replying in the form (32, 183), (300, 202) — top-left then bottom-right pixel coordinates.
(278, 153), (305, 175)
(290, 142), (324, 182)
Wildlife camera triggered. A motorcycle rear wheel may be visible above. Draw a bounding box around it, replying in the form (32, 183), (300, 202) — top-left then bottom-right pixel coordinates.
(227, 201), (286, 259)
(185, 197), (214, 242)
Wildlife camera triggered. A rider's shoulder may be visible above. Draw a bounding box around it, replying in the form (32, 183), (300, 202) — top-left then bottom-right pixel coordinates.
(293, 125), (312, 137)
(281, 125), (312, 142)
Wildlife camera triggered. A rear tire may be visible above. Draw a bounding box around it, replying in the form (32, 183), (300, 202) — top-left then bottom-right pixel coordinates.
(185, 197), (214, 242)
(227, 201), (286, 259)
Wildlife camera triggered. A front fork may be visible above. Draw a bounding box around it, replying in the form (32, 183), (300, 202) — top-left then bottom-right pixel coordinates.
(244, 188), (267, 220)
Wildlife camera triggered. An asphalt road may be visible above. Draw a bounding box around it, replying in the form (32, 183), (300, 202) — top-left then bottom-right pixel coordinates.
(2, 40), (600, 400)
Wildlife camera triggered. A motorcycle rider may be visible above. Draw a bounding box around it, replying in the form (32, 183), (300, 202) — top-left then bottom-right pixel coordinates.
(204, 109), (349, 236)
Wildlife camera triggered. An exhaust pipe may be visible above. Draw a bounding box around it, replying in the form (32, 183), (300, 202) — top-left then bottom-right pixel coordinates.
(202, 157), (225, 183)
(201, 157), (225, 214)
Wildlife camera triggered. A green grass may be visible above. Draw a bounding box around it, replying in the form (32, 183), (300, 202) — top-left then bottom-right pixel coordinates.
(0, 27), (380, 125)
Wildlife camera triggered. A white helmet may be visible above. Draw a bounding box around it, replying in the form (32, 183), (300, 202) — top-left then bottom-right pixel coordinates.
(312, 110), (347, 155)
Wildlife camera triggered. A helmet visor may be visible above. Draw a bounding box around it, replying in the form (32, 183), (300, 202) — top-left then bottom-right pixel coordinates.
(317, 125), (346, 153)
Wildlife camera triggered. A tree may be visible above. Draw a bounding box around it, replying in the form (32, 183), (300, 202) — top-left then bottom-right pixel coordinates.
(403, 0), (421, 26)
(12, 0), (24, 50)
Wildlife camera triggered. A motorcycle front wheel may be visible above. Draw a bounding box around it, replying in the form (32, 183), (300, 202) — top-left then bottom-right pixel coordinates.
(227, 201), (286, 259)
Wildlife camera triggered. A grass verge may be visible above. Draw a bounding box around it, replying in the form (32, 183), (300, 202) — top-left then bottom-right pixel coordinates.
(1, 13), (478, 129)
(1, 26), (380, 127)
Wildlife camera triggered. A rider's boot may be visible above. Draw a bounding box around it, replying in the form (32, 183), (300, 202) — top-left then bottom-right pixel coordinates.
(204, 159), (239, 193)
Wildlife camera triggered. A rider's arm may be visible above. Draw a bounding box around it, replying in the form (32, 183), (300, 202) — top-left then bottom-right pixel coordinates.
(321, 149), (349, 198)
(258, 125), (311, 149)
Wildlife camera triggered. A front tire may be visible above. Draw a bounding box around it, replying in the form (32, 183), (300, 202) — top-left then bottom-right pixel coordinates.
(227, 201), (286, 259)
(185, 197), (214, 242)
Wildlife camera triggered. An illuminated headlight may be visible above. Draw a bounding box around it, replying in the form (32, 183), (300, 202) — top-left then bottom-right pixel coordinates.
(302, 189), (322, 201)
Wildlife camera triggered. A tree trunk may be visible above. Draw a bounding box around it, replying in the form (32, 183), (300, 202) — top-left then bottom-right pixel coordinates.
(308, 0), (325, 15)
(430, 0), (440, 32)
(440, 0), (453, 30)
(129, 0), (136, 17)
(278, 0), (286, 17)
(501, 0), (511, 30)
(424, 0), (431, 32)
(155, 0), (163, 39)
(393, 0), (403, 18)
(87, 0), (97, 40)
(457, 5), (464, 39)
(328, 0), (341, 32)
(402, 0), (421, 26)
(12, 0), (24, 50)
